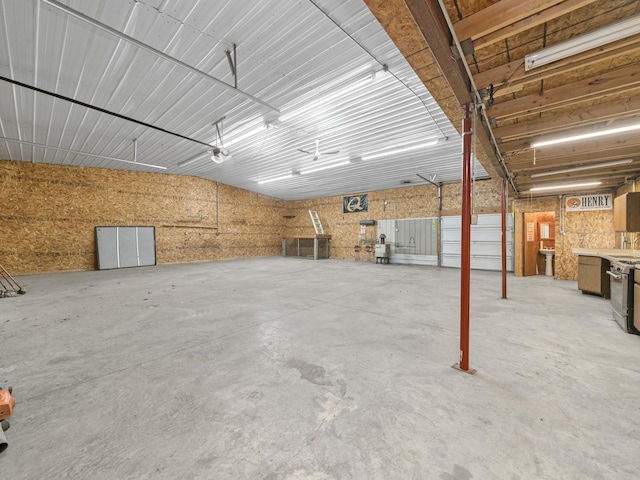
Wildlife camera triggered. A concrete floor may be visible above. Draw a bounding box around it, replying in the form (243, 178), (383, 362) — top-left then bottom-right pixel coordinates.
(1, 257), (639, 479)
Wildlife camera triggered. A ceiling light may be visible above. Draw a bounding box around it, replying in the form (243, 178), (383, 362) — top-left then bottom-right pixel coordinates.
(529, 181), (602, 192)
(224, 123), (267, 148)
(362, 139), (443, 161)
(300, 160), (350, 175)
(280, 77), (372, 122)
(370, 64), (389, 81)
(530, 159), (633, 178)
(531, 123), (640, 148)
(257, 174), (293, 184)
(525, 14), (640, 71)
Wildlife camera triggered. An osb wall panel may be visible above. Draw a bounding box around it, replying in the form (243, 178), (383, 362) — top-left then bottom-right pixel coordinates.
(0, 161), (283, 274)
(513, 196), (616, 280)
(283, 179), (504, 260)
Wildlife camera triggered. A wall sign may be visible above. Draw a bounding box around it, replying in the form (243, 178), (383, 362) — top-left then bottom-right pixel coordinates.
(526, 222), (535, 242)
(343, 194), (368, 213)
(565, 193), (612, 212)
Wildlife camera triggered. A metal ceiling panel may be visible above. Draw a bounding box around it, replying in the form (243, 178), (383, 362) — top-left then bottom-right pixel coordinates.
(0, 0), (484, 200)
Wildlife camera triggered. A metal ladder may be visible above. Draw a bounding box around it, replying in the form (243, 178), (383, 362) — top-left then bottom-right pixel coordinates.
(308, 210), (324, 235)
(0, 263), (25, 297)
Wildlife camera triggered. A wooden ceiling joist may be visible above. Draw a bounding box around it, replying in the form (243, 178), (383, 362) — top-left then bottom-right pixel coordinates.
(471, 0), (600, 52)
(473, 33), (640, 95)
(493, 97), (640, 141)
(518, 165), (638, 180)
(502, 136), (640, 165)
(401, 0), (505, 180)
(453, 0), (564, 43)
(367, 0), (640, 196)
(488, 63), (640, 119)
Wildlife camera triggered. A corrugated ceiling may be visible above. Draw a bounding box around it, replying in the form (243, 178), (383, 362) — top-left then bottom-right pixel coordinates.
(0, 0), (483, 200)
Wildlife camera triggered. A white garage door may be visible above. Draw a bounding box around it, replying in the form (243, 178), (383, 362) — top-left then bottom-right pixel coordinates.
(441, 214), (513, 271)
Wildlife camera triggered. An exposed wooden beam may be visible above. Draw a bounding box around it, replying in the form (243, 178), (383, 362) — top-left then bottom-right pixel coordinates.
(509, 152), (640, 171)
(502, 136), (640, 164)
(472, 0), (599, 51)
(517, 166), (638, 180)
(487, 63), (640, 119)
(401, 0), (507, 181)
(474, 34), (640, 94)
(517, 179), (629, 193)
(493, 97), (640, 141)
(453, 0), (563, 43)
(402, 0), (471, 104)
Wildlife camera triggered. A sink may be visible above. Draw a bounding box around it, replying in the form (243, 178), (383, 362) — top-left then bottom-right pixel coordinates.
(539, 249), (555, 276)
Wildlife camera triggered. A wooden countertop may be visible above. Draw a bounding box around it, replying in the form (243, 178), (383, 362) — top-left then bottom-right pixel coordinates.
(572, 248), (640, 261)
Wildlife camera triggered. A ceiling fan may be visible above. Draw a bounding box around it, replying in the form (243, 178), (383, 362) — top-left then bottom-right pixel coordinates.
(298, 139), (339, 161)
(209, 117), (232, 164)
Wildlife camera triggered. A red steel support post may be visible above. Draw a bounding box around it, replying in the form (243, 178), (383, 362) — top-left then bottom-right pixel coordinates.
(501, 178), (508, 299)
(458, 104), (473, 372)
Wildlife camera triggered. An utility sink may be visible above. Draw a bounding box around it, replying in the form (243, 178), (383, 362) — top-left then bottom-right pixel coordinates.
(539, 249), (555, 276)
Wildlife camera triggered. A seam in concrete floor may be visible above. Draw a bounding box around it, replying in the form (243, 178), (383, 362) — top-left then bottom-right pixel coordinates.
(0, 257), (639, 479)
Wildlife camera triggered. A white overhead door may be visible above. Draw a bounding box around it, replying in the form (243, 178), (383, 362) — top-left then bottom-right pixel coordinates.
(441, 214), (513, 271)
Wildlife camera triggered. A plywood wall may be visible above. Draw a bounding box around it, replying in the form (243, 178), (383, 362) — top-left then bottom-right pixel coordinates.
(284, 179), (504, 260)
(0, 161), (284, 274)
(1, 159), (623, 281)
(513, 195), (616, 281)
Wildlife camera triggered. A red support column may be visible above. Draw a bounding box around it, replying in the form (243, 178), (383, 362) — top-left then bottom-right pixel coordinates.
(454, 104), (475, 374)
(501, 178), (508, 299)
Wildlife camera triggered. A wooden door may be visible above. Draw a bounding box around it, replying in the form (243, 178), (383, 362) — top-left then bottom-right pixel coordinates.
(523, 213), (539, 276)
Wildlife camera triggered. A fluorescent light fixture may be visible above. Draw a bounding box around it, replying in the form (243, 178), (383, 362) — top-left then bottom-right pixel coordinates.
(257, 174), (293, 184)
(224, 123), (267, 148)
(280, 77), (372, 122)
(530, 159), (633, 178)
(529, 181), (602, 192)
(362, 139), (442, 161)
(525, 14), (640, 71)
(300, 160), (350, 175)
(531, 123), (640, 148)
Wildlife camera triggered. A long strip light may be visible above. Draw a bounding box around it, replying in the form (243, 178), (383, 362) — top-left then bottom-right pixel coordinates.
(256, 160), (350, 184)
(279, 77), (373, 122)
(300, 160), (350, 175)
(529, 181), (602, 192)
(530, 159), (633, 178)
(224, 123), (268, 148)
(531, 123), (640, 148)
(257, 174), (293, 184)
(525, 14), (640, 71)
(362, 139), (443, 161)
(1, 137), (167, 170)
(255, 138), (446, 184)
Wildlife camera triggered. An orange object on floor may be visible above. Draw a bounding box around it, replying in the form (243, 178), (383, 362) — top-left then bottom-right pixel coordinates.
(0, 389), (15, 421)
